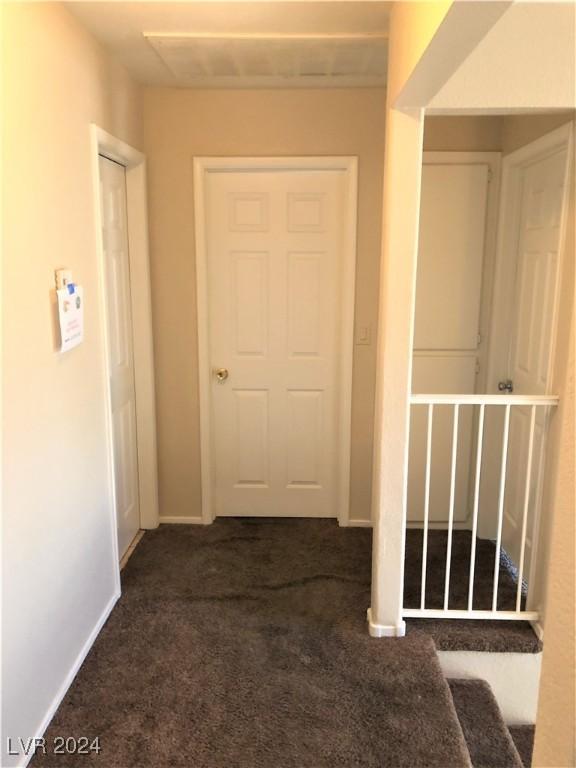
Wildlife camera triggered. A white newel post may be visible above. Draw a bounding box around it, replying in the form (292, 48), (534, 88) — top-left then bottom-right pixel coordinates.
(368, 105), (425, 638)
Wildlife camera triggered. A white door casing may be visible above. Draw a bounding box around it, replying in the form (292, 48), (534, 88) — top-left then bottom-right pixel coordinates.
(409, 155), (499, 525)
(99, 155), (141, 558)
(194, 158), (357, 524)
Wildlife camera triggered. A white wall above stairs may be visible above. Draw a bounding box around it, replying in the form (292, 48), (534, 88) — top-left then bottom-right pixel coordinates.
(438, 650), (542, 725)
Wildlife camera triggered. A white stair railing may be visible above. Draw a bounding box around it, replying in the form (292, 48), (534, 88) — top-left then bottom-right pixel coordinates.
(404, 394), (559, 622)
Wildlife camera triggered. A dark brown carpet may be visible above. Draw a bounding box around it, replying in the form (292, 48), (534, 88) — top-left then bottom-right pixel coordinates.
(508, 726), (535, 768)
(449, 679), (524, 768)
(32, 520), (472, 768)
(404, 530), (541, 653)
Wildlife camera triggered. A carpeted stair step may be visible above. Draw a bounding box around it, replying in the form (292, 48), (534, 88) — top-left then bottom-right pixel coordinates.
(449, 679), (524, 768)
(404, 530), (542, 653)
(508, 725), (535, 768)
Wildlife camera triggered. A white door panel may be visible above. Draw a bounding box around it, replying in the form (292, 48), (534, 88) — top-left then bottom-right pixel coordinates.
(501, 147), (569, 575)
(509, 150), (567, 395)
(414, 164), (488, 351)
(411, 160), (490, 524)
(205, 169), (348, 518)
(99, 155), (140, 558)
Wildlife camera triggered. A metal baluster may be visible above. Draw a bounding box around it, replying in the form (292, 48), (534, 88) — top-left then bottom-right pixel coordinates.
(492, 404), (511, 612)
(421, 404), (434, 610)
(516, 405), (537, 611)
(468, 404), (485, 612)
(444, 404), (459, 611)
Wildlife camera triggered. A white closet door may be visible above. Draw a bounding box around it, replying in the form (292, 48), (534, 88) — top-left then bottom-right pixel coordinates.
(99, 155), (140, 557)
(409, 162), (489, 523)
(502, 146), (569, 573)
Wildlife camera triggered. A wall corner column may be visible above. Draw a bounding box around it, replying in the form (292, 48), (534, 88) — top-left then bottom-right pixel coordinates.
(369, 106), (425, 637)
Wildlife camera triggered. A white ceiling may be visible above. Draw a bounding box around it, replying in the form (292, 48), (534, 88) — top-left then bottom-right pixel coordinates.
(66, 2), (391, 88)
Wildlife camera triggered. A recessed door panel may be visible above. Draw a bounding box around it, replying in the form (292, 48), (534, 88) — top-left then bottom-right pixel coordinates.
(286, 390), (323, 487)
(228, 193), (269, 232)
(232, 252), (269, 357)
(287, 252), (323, 357)
(287, 193), (325, 233)
(233, 390), (269, 486)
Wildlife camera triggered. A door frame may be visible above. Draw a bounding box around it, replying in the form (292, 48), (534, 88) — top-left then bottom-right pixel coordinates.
(193, 156), (358, 525)
(90, 125), (160, 570)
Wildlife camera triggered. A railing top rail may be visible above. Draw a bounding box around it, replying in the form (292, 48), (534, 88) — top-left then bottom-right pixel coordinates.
(410, 394), (559, 406)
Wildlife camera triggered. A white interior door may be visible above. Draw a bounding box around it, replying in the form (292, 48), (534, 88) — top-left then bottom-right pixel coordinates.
(500, 143), (570, 576)
(409, 161), (490, 523)
(99, 155), (140, 558)
(202, 165), (352, 518)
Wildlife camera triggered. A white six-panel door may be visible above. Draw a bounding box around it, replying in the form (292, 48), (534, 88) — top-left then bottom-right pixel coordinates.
(198, 163), (355, 519)
(99, 155), (140, 557)
(501, 143), (570, 576)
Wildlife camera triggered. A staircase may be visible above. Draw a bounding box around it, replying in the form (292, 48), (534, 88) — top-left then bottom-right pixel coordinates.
(449, 679), (533, 768)
(29, 521), (538, 768)
(404, 528), (543, 725)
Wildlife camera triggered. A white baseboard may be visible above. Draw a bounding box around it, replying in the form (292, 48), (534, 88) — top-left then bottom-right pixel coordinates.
(367, 608), (407, 637)
(530, 619), (544, 641)
(158, 516), (205, 525)
(158, 516), (370, 527)
(159, 516), (368, 526)
(346, 519), (372, 528)
(18, 591), (120, 768)
(119, 530), (145, 570)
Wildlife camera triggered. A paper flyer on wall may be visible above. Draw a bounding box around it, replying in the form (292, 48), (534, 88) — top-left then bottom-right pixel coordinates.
(57, 284), (84, 352)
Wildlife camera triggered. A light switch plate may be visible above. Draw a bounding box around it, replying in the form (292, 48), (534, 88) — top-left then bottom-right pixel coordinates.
(355, 325), (371, 345)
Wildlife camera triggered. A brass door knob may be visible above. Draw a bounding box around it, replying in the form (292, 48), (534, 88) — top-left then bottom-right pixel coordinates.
(214, 367), (229, 382)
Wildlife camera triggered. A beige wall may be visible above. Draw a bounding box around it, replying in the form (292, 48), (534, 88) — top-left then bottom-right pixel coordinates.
(425, 113), (576, 153)
(501, 112), (576, 155)
(1, 3), (142, 762)
(424, 116), (502, 151)
(143, 88), (386, 523)
(533, 322), (575, 768)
